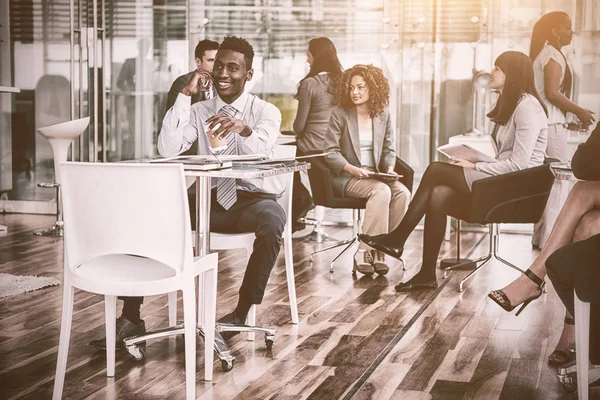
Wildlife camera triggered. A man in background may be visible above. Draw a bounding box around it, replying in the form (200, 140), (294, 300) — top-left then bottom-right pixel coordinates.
(165, 39), (219, 111)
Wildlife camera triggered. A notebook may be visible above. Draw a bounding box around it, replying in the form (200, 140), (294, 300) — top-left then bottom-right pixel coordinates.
(437, 143), (496, 163)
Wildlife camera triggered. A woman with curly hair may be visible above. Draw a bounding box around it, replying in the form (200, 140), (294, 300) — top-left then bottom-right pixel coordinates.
(358, 51), (548, 291)
(324, 64), (411, 275)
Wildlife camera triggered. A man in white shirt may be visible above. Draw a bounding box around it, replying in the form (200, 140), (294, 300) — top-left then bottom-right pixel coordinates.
(89, 37), (285, 349)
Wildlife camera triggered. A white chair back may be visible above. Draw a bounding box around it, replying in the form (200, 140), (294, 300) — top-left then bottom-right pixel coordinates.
(60, 162), (193, 275)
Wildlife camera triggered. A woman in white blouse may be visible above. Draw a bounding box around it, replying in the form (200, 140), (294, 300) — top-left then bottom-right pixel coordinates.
(530, 11), (594, 160)
(359, 51), (548, 292)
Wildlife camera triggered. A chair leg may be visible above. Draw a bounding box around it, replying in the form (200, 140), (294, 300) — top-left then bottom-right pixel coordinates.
(183, 281), (197, 398)
(492, 225), (525, 274)
(202, 267), (217, 381)
(283, 230), (299, 324)
(246, 305), (257, 341)
(168, 292), (178, 327)
(105, 295), (117, 377)
(52, 284), (75, 400)
(310, 238), (355, 257)
(574, 291), (590, 400)
(330, 237), (357, 273)
(197, 274), (205, 330)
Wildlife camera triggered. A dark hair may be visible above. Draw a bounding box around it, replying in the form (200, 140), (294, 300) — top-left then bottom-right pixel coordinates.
(194, 39), (219, 60)
(529, 11), (572, 99)
(219, 36), (255, 70)
(335, 64), (390, 118)
(487, 51), (548, 125)
(295, 37), (344, 99)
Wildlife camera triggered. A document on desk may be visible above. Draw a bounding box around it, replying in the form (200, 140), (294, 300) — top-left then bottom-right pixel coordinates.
(437, 143), (496, 163)
(149, 156), (234, 170)
(232, 151), (334, 166)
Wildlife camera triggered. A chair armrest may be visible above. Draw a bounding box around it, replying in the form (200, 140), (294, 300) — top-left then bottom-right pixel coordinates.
(470, 164), (555, 223)
(394, 157), (414, 193)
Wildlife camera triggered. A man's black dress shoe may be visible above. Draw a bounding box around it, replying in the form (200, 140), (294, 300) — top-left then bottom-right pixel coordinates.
(357, 234), (404, 259)
(395, 280), (438, 292)
(217, 312), (244, 340)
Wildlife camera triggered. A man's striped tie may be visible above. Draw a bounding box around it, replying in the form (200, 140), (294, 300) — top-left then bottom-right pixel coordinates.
(216, 104), (238, 210)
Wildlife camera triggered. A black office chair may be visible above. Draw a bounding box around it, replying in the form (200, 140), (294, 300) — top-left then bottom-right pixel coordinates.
(443, 162), (555, 291)
(307, 156), (414, 273)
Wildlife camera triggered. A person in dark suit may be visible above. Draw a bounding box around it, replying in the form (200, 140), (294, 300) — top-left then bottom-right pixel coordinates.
(291, 37), (344, 232)
(324, 65), (411, 276)
(490, 122), (600, 367)
(165, 39), (219, 112)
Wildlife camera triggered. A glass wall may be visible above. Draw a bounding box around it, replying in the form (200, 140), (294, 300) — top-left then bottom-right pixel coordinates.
(0, 0), (598, 203)
(383, 0), (600, 179)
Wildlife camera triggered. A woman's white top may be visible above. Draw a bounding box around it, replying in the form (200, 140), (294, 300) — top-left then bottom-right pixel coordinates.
(359, 126), (375, 168)
(533, 45), (569, 124)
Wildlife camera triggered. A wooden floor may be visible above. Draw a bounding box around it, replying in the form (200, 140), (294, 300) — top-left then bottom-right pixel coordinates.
(0, 213), (590, 399)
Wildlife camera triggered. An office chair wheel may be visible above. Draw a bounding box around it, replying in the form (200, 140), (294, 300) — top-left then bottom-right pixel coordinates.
(221, 359), (234, 372)
(560, 373), (577, 393)
(127, 344), (146, 362)
(265, 338), (274, 351)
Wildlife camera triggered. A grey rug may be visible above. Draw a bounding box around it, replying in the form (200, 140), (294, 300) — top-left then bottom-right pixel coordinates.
(0, 273), (61, 299)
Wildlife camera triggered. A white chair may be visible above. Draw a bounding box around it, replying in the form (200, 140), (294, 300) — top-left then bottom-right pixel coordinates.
(574, 290), (600, 400)
(170, 145), (299, 345)
(35, 117), (90, 237)
(53, 162), (218, 400)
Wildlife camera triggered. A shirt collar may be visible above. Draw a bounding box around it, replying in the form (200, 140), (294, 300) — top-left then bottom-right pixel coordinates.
(215, 91), (249, 117)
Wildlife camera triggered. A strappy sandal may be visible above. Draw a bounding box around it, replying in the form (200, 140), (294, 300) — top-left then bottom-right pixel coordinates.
(548, 316), (576, 367)
(488, 269), (545, 316)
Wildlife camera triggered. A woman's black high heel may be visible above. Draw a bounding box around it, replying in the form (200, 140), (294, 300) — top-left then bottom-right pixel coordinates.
(357, 234), (404, 260)
(488, 269), (545, 316)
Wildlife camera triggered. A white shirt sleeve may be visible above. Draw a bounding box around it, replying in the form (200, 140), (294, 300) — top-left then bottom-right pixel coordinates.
(240, 102), (282, 155)
(157, 93), (198, 157)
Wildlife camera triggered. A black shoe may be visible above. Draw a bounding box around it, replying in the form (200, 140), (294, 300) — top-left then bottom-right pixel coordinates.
(88, 316), (146, 350)
(357, 234), (404, 260)
(217, 312), (244, 340)
(395, 279), (438, 292)
(488, 269), (545, 316)
(292, 220), (306, 233)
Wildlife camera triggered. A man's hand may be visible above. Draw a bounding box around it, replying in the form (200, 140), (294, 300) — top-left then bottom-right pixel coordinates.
(380, 165), (399, 182)
(181, 67), (212, 96)
(343, 164), (371, 179)
(450, 157), (476, 169)
(205, 114), (252, 139)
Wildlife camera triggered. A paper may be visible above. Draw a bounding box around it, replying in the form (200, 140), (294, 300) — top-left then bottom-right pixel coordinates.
(149, 157), (233, 170)
(437, 143), (496, 163)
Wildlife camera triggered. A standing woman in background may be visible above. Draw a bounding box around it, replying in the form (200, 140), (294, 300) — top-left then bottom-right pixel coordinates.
(291, 37), (344, 231)
(530, 11), (594, 161)
(530, 12), (596, 247)
(529, 11), (596, 367)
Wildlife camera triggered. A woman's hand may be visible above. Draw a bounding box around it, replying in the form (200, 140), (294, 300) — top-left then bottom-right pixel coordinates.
(344, 164), (371, 179)
(450, 157), (476, 169)
(575, 108), (595, 128)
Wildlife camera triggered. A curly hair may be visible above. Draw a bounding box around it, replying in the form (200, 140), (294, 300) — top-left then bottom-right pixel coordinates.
(335, 64), (390, 118)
